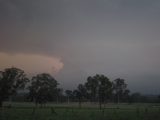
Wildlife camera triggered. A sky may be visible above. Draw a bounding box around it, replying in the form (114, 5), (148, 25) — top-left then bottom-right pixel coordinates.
(0, 0), (160, 94)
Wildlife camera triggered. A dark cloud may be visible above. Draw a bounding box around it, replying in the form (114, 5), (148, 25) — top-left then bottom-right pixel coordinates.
(0, 0), (160, 93)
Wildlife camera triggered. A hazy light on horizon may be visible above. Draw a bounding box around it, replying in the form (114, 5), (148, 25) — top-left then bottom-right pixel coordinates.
(0, 52), (64, 75)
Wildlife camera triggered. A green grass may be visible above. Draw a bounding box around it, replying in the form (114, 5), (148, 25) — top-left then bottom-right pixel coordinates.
(1, 102), (160, 120)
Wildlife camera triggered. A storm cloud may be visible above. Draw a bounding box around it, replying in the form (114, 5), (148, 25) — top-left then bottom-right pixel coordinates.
(0, 0), (160, 94)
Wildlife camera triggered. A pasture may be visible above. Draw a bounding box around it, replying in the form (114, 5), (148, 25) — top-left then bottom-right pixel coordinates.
(0, 102), (160, 120)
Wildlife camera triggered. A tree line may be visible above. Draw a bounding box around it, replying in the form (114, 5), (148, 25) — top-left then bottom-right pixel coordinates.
(0, 67), (159, 108)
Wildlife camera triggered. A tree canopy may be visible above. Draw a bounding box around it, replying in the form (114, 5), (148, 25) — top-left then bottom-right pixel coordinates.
(0, 67), (133, 108)
(0, 67), (28, 107)
(28, 73), (58, 105)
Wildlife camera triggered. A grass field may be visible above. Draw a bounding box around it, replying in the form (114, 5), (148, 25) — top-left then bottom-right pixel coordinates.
(0, 102), (160, 120)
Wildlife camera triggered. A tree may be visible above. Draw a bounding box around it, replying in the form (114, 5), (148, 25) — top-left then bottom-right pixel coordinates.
(158, 95), (160, 103)
(129, 92), (143, 103)
(122, 89), (130, 102)
(113, 78), (127, 104)
(55, 88), (63, 103)
(28, 73), (58, 106)
(65, 90), (73, 104)
(0, 67), (28, 107)
(73, 84), (87, 108)
(85, 76), (99, 102)
(85, 74), (113, 109)
(97, 75), (112, 109)
(73, 90), (80, 106)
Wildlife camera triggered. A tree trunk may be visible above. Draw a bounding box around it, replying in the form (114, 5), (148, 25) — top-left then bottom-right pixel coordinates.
(99, 97), (102, 110)
(56, 97), (59, 104)
(79, 99), (82, 108)
(99, 102), (102, 110)
(0, 100), (2, 108)
(67, 97), (70, 104)
(104, 101), (106, 108)
(117, 94), (119, 104)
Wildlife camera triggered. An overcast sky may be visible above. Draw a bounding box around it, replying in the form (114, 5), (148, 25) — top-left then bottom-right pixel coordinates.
(0, 0), (160, 94)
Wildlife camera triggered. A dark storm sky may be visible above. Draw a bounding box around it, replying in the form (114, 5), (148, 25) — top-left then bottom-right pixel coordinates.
(0, 0), (160, 94)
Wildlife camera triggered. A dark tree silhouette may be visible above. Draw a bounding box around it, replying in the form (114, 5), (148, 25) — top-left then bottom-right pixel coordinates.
(55, 88), (63, 103)
(73, 90), (81, 107)
(28, 73), (58, 106)
(97, 74), (112, 109)
(122, 89), (130, 102)
(73, 84), (87, 108)
(0, 66), (134, 105)
(85, 74), (113, 109)
(65, 90), (73, 104)
(85, 76), (98, 102)
(129, 92), (143, 103)
(158, 95), (160, 103)
(0, 67), (28, 107)
(113, 78), (127, 104)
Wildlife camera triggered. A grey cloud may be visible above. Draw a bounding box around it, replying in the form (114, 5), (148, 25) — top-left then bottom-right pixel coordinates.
(0, 0), (160, 93)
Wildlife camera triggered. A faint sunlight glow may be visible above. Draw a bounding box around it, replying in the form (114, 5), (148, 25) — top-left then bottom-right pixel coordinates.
(0, 52), (64, 75)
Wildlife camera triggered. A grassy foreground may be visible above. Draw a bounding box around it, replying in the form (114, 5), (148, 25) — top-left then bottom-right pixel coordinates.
(0, 102), (160, 120)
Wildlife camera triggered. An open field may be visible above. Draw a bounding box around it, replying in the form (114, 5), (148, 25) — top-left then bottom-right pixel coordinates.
(1, 102), (160, 120)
